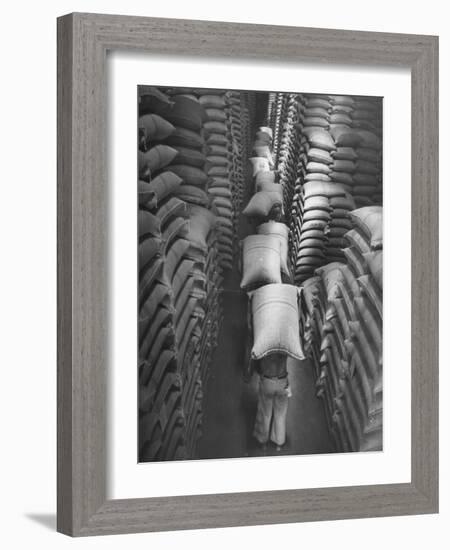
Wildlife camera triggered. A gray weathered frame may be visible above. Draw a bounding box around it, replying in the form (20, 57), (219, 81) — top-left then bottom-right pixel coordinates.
(57, 12), (439, 537)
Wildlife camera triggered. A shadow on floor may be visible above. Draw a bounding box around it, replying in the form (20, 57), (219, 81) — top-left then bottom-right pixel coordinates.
(25, 513), (56, 531)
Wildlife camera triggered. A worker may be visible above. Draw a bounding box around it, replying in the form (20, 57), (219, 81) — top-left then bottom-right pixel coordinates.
(253, 352), (292, 451)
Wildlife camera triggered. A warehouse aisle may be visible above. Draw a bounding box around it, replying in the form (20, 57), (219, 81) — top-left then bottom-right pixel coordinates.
(198, 282), (334, 459)
(197, 259), (334, 460)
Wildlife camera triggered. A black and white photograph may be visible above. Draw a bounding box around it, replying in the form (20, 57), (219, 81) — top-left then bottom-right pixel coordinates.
(138, 86), (383, 462)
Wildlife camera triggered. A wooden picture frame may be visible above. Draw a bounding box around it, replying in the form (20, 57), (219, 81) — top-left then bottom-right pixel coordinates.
(57, 12), (438, 536)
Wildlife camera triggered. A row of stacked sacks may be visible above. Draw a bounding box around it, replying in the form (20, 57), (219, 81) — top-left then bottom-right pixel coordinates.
(275, 95), (303, 226)
(138, 86), (226, 460)
(294, 94), (383, 208)
(159, 86), (254, 271)
(290, 180), (356, 284)
(302, 207), (382, 452)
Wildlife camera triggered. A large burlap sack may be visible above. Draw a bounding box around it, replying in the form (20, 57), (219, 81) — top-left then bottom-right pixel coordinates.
(185, 205), (217, 252)
(207, 144), (229, 157)
(363, 250), (383, 288)
(207, 186), (232, 199)
(257, 221), (290, 277)
(240, 235), (282, 290)
(304, 107), (330, 118)
(139, 145), (178, 177)
(331, 147), (358, 161)
(139, 86), (173, 115)
(139, 210), (161, 239)
(357, 130), (382, 150)
(250, 284), (305, 360)
(330, 113), (352, 125)
(330, 95), (355, 107)
(212, 196), (232, 210)
(307, 148), (333, 165)
(303, 117), (329, 128)
(138, 180), (157, 208)
(355, 160), (379, 175)
(303, 209), (330, 222)
(207, 133), (229, 147)
(303, 196), (332, 212)
(175, 185), (210, 206)
(199, 94), (227, 109)
(169, 164), (209, 187)
(139, 114), (175, 143)
(147, 171), (183, 204)
(305, 98), (331, 109)
(207, 165), (229, 178)
(304, 173), (332, 182)
(330, 194), (356, 210)
(353, 174), (379, 189)
(302, 219), (329, 232)
(302, 128), (336, 151)
(303, 181), (346, 198)
(139, 238), (163, 273)
(306, 161), (332, 175)
(242, 191), (283, 219)
(332, 159), (356, 173)
(356, 147), (381, 163)
(165, 126), (205, 150)
(163, 95), (207, 131)
(154, 197), (187, 227)
(329, 171), (354, 186)
(171, 146), (207, 168)
(249, 157), (271, 176)
(205, 108), (227, 122)
(330, 126), (362, 147)
(204, 120), (228, 134)
(349, 206), (383, 249)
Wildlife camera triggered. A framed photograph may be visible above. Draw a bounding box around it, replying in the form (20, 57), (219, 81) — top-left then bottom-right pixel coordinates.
(57, 13), (438, 536)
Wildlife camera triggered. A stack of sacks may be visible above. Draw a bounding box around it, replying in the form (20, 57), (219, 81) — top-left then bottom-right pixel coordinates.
(266, 93), (278, 134)
(138, 87), (191, 462)
(194, 90), (235, 271)
(293, 94), (383, 209)
(290, 180), (355, 284)
(182, 204), (223, 379)
(329, 123), (382, 209)
(352, 125), (382, 207)
(270, 93), (287, 162)
(138, 86), (226, 461)
(276, 95), (303, 224)
(301, 206), (382, 453)
(351, 97), (383, 137)
(226, 91), (254, 256)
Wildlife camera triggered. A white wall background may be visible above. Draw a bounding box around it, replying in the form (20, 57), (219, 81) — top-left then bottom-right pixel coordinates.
(0, 0), (446, 548)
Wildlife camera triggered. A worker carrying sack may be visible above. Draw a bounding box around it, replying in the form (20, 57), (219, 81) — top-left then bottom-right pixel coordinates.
(240, 235), (282, 290)
(250, 284), (305, 360)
